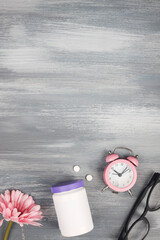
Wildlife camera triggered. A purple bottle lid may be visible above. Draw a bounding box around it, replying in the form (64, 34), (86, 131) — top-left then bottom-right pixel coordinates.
(51, 179), (84, 194)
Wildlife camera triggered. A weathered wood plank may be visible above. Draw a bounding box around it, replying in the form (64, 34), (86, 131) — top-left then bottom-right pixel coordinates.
(0, 0), (160, 239)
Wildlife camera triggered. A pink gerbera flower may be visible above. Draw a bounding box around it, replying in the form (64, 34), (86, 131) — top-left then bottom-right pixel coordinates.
(0, 190), (43, 227)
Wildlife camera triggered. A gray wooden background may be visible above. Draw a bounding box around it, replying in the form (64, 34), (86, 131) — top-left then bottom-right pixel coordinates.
(0, 0), (160, 239)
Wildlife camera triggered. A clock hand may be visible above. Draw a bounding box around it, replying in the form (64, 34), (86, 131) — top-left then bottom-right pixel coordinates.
(113, 169), (121, 175)
(122, 168), (129, 175)
(113, 169), (121, 177)
(121, 167), (127, 175)
(123, 169), (129, 174)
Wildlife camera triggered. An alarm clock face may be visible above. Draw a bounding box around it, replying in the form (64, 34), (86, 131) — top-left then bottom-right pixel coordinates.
(103, 159), (137, 192)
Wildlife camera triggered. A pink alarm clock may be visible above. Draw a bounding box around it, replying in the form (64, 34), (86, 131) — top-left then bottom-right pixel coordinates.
(102, 147), (138, 197)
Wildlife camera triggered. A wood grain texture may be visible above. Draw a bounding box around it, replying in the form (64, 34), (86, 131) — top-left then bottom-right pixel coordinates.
(0, 0), (160, 239)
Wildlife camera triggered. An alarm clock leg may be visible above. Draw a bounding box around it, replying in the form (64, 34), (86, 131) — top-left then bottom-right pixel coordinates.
(112, 191), (118, 194)
(128, 189), (133, 197)
(101, 185), (109, 193)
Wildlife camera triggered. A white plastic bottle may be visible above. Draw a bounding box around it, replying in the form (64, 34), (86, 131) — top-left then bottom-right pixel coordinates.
(51, 179), (94, 237)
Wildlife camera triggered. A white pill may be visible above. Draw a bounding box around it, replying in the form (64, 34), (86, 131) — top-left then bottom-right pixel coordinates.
(86, 174), (93, 181)
(73, 165), (80, 172)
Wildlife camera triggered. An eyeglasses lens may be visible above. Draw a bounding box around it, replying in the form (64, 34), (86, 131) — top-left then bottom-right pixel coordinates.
(127, 219), (149, 240)
(148, 183), (160, 210)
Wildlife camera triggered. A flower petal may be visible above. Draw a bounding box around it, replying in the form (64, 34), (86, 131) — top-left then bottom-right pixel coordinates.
(4, 190), (11, 203)
(12, 208), (21, 217)
(14, 191), (21, 208)
(18, 194), (29, 211)
(11, 190), (16, 207)
(0, 194), (8, 207)
(3, 208), (11, 218)
(0, 202), (6, 213)
(29, 221), (42, 226)
(0, 219), (4, 226)
(21, 196), (34, 212)
(30, 205), (41, 212)
(8, 203), (13, 211)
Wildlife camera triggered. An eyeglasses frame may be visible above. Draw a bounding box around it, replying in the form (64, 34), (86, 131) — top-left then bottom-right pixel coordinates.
(118, 172), (160, 240)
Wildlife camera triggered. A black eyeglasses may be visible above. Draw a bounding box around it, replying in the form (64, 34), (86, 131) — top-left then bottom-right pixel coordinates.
(118, 172), (160, 240)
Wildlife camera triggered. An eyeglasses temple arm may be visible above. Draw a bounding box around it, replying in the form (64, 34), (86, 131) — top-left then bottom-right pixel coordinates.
(118, 183), (151, 240)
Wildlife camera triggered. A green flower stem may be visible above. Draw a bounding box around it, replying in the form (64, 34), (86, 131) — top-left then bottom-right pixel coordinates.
(4, 221), (13, 240)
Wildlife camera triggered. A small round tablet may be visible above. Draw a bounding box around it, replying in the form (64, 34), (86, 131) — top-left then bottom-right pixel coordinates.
(73, 165), (80, 172)
(86, 174), (93, 181)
